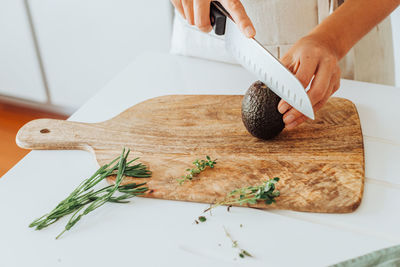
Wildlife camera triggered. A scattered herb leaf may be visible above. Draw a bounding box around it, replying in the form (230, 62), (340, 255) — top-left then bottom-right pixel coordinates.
(224, 227), (253, 259)
(177, 156), (217, 185)
(29, 148), (151, 239)
(198, 216), (207, 222)
(242, 250), (252, 257)
(205, 177), (280, 213)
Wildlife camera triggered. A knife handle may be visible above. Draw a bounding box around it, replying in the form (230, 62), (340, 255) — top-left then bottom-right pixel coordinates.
(210, 1), (227, 35)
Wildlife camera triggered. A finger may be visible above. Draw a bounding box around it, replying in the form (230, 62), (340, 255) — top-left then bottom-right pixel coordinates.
(220, 0), (255, 37)
(281, 56), (298, 74)
(278, 59), (317, 114)
(278, 99), (289, 114)
(171, 0), (186, 18)
(307, 58), (335, 107)
(295, 56), (318, 88)
(182, 0), (194, 25)
(312, 85), (333, 112)
(332, 67), (341, 94)
(194, 0), (212, 32)
(282, 106), (304, 126)
(332, 79), (340, 94)
(277, 55), (298, 114)
(280, 53), (292, 68)
(313, 69), (340, 112)
(286, 115), (308, 130)
(312, 65), (340, 112)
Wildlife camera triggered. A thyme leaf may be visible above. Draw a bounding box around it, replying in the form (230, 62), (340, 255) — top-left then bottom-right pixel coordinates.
(204, 177), (280, 213)
(177, 156), (217, 185)
(29, 148), (151, 239)
(198, 216), (207, 222)
(224, 227), (253, 259)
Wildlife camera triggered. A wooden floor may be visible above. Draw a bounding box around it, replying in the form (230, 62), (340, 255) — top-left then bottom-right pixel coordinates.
(0, 102), (67, 177)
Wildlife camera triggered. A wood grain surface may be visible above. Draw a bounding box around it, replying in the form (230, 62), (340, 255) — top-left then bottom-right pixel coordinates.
(16, 95), (364, 213)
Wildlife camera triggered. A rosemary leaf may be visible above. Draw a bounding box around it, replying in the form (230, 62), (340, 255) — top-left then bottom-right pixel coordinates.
(29, 148), (151, 239)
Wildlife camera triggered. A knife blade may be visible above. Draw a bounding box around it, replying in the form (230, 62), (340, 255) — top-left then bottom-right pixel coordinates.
(210, 2), (315, 120)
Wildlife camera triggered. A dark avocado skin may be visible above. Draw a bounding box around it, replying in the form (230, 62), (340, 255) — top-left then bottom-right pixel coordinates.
(241, 81), (284, 140)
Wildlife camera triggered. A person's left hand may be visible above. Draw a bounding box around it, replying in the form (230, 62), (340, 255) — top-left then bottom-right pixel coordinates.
(277, 34), (341, 130)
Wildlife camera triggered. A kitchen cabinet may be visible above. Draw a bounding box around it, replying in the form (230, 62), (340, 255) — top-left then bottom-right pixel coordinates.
(391, 7), (400, 86)
(0, 0), (47, 103)
(28, 0), (173, 111)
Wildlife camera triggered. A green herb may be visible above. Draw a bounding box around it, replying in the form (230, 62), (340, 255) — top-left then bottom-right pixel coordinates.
(239, 250), (252, 258)
(194, 215), (207, 224)
(198, 216), (207, 222)
(224, 226), (253, 259)
(29, 148), (151, 239)
(204, 177), (280, 213)
(177, 156), (217, 185)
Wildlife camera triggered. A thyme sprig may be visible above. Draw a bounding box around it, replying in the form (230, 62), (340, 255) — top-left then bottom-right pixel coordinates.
(223, 227), (253, 259)
(177, 156), (217, 185)
(204, 177), (280, 213)
(29, 148), (151, 239)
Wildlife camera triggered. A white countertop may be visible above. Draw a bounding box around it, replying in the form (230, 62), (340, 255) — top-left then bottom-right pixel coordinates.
(1, 52), (400, 267)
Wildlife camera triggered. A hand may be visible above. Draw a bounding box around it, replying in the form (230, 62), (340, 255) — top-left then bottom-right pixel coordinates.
(170, 0), (256, 37)
(278, 34), (341, 130)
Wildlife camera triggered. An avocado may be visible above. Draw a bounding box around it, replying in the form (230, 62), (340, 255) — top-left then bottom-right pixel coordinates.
(241, 81), (284, 140)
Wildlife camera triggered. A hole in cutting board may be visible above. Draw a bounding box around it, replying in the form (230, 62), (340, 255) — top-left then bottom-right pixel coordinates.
(40, 128), (50, 134)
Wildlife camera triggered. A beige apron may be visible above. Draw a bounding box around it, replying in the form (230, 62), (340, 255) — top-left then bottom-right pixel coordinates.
(318, 0), (395, 85)
(170, 0), (395, 85)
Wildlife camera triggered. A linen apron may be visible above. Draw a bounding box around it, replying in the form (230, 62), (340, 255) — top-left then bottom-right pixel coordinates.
(318, 0), (395, 85)
(170, 0), (395, 85)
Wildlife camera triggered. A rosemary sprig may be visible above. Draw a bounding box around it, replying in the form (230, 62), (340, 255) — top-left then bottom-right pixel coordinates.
(177, 156), (217, 185)
(223, 227), (253, 259)
(204, 177), (280, 213)
(29, 148), (151, 239)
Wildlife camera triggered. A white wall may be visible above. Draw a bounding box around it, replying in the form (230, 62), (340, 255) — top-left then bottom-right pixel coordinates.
(391, 6), (400, 87)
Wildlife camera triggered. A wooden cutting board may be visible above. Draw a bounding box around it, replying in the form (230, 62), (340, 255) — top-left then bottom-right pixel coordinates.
(16, 95), (364, 213)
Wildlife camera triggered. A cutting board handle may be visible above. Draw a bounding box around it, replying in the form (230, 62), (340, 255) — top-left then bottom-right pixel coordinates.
(16, 119), (100, 151)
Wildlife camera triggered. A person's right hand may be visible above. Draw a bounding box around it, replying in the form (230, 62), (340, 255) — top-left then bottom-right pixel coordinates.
(170, 0), (256, 38)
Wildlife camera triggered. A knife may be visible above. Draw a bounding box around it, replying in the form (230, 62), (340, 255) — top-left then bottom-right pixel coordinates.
(210, 2), (315, 120)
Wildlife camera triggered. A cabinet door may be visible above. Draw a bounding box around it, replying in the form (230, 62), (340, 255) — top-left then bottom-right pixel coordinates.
(29, 0), (173, 110)
(391, 7), (400, 87)
(0, 0), (47, 102)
